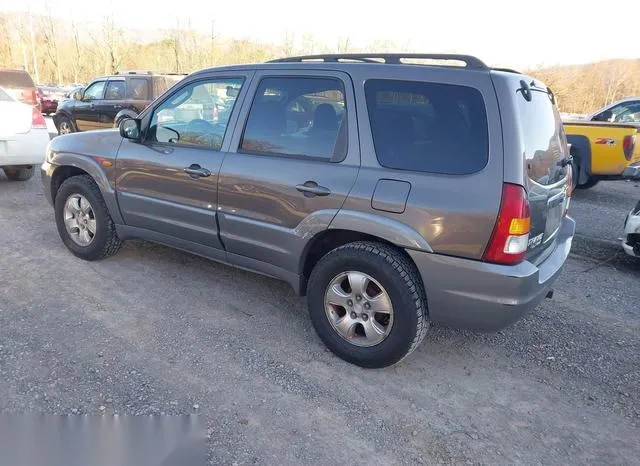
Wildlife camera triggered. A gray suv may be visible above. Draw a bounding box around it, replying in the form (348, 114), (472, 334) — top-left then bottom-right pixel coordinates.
(41, 54), (575, 368)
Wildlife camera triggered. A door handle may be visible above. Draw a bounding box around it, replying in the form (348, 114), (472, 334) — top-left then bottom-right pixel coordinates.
(296, 181), (331, 197)
(113, 104), (122, 110)
(89, 103), (94, 109)
(184, 164), (212, 179)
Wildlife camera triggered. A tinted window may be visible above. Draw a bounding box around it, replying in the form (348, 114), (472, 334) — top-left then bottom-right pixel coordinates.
(153, 76), (183, 98)
(0, 70), (35, 88)
(365, 79), (488, 174)
(127, 78), (148, 100)
(149, 77), (244, 150)
(240, 77), (347, 161)
(84, 81), (106, 100)
(104, 81), (125, 100)
(514, 82), (567, 186)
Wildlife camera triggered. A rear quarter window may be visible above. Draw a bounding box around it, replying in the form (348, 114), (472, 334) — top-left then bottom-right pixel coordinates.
(364, 79), (489, 175)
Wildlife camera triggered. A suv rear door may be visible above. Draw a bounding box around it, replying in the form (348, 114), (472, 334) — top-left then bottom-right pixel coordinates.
(217, 70), (359, 274)
(98, 78), (127, 127)
(492, 72), (571, 264)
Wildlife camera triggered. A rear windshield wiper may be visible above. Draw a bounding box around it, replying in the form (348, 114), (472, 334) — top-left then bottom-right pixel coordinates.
(516, 79), (556, 104)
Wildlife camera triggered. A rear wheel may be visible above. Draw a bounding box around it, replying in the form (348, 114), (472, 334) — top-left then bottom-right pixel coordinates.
(54, 175), (122, 261)
(307, 241), (429, 368)
(57, 115), (75, 134)
(2, 166), (34, 181)
(576, 176), (600, 189)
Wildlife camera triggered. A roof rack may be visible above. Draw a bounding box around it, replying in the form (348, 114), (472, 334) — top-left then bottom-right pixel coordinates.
(267, 53), (488, 70)
(115, 70), (153, 75)
(492, 67), (522, 74)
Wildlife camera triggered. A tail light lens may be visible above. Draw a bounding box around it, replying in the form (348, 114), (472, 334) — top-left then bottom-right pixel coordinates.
(564, 163), (573, 216)
(32, 106), (47, 129)
(482, 183), (531, 265)
(623, 134), (636, 161)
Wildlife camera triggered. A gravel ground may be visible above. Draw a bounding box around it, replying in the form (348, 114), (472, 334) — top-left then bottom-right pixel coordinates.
(0, 168), (638, 465)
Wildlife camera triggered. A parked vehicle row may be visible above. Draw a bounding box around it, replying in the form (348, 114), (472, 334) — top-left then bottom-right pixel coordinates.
(42, 53), (575, 368)
(52, 70), (186, 134)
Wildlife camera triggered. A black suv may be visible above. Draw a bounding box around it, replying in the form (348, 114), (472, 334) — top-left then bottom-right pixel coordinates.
(52, 71), (185, 135)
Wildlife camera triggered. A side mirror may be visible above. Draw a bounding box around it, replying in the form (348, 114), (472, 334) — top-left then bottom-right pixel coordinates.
(119, 118), (141, 141)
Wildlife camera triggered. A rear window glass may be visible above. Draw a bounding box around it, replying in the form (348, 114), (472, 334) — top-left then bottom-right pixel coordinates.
(0, 87), (11, 101)
(364, 79), (488, 175)
(0, 70), (35, 88)
(515, 82), (567, 186)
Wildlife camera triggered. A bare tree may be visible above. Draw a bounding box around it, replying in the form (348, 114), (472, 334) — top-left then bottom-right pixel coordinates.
(42, 4), (61, 84)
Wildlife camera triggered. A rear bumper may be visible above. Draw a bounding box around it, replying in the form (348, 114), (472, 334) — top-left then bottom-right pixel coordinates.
(407, 216), (576, 331)
(0, 129), (50, 167)
(622, 162), (640, 180)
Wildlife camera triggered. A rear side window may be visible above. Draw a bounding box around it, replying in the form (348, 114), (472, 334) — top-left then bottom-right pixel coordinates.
(365, 79), (488, 174)
(105, 81), (126, 100)
(0, 70), (35, 88)
(240, 77), (347, 161)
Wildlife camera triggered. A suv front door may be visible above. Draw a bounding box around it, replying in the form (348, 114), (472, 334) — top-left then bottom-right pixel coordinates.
(217, 71), (360, 275)
(115, 73), (252, 258)
(75, 80), (106, 131)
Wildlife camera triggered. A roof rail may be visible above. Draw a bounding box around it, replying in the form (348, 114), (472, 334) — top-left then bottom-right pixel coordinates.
(267, 53), (488, 69)
(115, 70), (153, 75)
(492, 67), (522, 74)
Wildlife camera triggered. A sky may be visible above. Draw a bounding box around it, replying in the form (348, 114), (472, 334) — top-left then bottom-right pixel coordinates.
(2, 0), (638, 69)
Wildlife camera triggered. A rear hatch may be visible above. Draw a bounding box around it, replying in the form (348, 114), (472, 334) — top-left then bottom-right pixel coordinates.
(501, 74), (571, 264)
(0, 88), (33, 136)
(0, 69), (37, 106)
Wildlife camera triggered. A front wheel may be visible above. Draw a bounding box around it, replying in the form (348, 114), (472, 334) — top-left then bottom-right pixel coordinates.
(2, 166), (34, 181)
(307, 241), (429, 368)
(54, 175), (122, 261)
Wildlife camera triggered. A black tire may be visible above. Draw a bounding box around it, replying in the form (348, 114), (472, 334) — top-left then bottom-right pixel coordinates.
(54, 175), (122, 261)
(2, 166), (34, 181)
(576, 176), (600, 189)
(307, 241), (429, 368)
(57, 115), (76, 134)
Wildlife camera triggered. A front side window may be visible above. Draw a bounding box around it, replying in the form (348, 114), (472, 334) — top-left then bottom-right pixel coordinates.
(364, 79), (488, 175)
(148, 77), (244, 150)
(104, 81), (125, 100)
(83, 81), (106, 100)
(240, 77), (347, 161)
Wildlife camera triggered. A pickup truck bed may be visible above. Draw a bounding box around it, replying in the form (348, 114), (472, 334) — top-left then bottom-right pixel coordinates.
(563, 120), (640, 188)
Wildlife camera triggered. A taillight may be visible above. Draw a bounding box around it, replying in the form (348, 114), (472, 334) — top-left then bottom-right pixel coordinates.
(564, 163), (573, 216)
(623, 134), (636, 161)
(482, 183), (531, 265)
(31, 106), (46, 129)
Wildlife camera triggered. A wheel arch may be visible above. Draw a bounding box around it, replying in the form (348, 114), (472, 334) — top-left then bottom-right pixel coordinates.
(566, 134), (592, 184)
(113, 109), (138, 127)
(50, 156), (124, 224)
(299, 210), (432, 295)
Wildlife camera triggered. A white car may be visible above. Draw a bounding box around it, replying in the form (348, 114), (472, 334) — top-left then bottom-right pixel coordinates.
(0, 85), (50, 181)
(622, 200), (640, 258)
